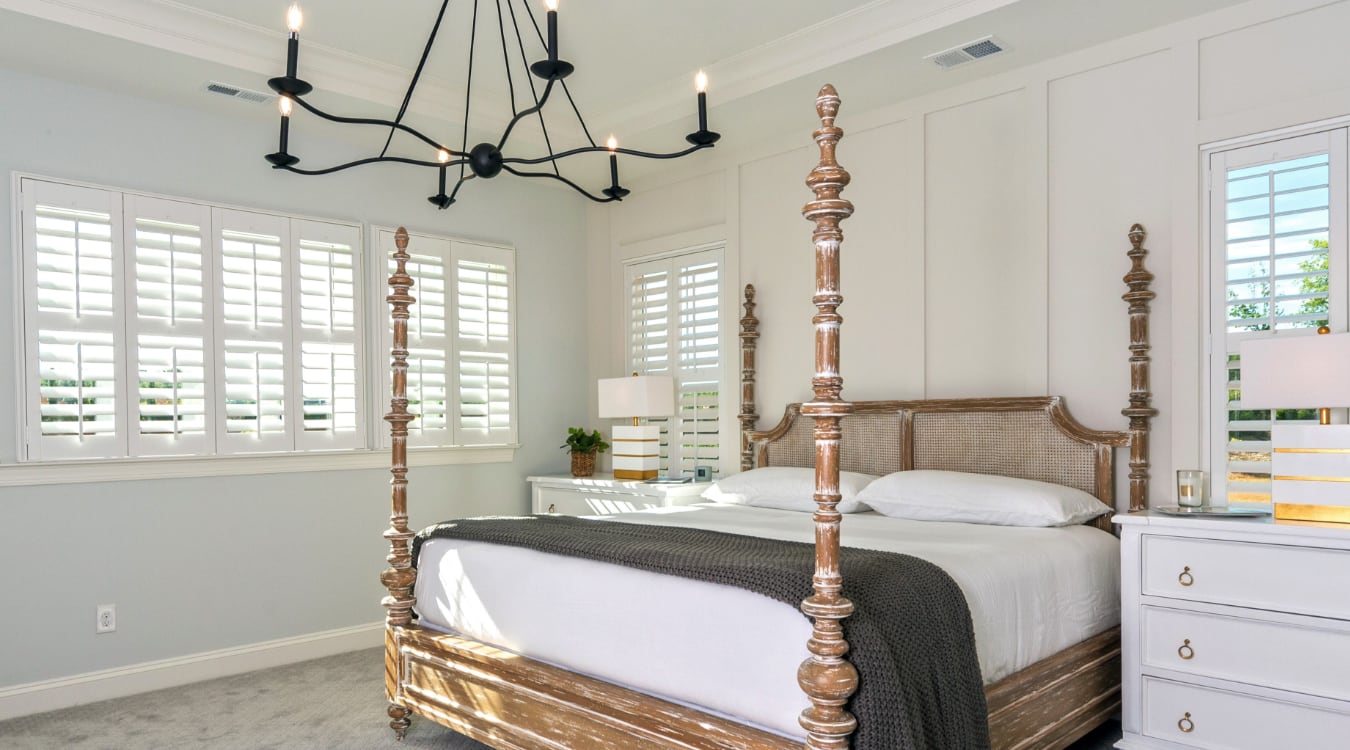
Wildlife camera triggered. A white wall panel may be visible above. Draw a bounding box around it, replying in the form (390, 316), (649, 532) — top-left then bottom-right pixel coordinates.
(924, 90), (1042, 398)
(1200, 1), (1350, 120)
(1048, 51), (1174, 509)
(610, 171), (726, 250)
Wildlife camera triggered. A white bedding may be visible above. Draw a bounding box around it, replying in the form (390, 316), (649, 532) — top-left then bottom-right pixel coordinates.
(413, 503), (1120, 739)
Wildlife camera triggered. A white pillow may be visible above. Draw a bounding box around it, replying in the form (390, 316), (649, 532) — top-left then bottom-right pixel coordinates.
(855, 470), (1111, 527)
(702, 467), (877, 513)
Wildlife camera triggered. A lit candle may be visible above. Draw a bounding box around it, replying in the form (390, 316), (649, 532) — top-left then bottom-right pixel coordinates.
(285, 4), (303, 79)
(695, 70), (708, 133)
(278, 96), (293, 152)
(607, 135), (619, 189)
(545, 0), (559, 63)
(437, 149), (450, 194)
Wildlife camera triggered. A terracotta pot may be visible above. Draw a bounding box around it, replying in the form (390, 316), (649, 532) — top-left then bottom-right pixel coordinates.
(570, 450), (596, 478)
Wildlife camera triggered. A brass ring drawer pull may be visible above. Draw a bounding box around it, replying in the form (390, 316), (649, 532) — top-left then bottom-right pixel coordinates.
(1178, 712), (1195, 733)
(547, 503), (556, 513)
(1178, 639), (1194, 660)
(1178, 566), (1194, 587)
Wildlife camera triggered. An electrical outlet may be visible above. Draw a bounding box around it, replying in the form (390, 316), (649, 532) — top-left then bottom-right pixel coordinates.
(96, 604), (116, 634)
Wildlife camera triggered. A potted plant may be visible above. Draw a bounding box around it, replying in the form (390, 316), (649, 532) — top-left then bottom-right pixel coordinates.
(561, 427), (609, 478)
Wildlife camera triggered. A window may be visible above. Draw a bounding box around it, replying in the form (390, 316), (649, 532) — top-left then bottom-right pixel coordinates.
(625, 245), (723, 476)
(1208, 130), (1349, 504)
(376, 228), (517, 448)
(16, 177), (364, 461)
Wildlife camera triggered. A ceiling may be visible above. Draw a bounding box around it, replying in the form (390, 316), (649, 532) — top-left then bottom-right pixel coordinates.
(0, 0), (1247, 190)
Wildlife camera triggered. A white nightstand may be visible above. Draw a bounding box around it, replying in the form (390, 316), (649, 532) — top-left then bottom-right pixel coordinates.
(527, 475), (712, 516)
(1115, 510), (1350, 750)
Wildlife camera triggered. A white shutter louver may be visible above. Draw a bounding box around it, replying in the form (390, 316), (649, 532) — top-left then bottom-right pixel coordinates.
(215, 209), (293, 453)
(22, 180), (127, 459)
(1212, 131), (1347, 504)
(294, 221), (364, 450)
(454, 249), (515, 444)
(126, 196), (213, 456)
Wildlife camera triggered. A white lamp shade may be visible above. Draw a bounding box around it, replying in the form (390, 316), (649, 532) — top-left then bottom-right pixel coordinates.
(1240, 333), (1350, 408)
(598, 375), (675, 419)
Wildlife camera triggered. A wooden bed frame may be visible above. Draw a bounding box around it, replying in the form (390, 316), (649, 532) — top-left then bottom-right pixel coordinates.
(380, 85), (1157, 750)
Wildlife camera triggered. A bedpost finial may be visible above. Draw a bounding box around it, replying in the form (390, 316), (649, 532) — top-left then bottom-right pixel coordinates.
(395, 226), (409, 249)
(744, 283), (756, 303)
(1128, 223), (1145, 250)
(816, 84), (840, 127)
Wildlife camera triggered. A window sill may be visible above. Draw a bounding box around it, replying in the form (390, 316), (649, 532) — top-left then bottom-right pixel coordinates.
(0, 446), (518, 488)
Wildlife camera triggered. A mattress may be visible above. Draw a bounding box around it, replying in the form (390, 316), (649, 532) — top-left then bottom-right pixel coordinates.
(413, 503), (1120, 740)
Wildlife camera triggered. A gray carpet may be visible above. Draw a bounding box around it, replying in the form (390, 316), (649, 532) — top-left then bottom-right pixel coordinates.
(0, 647), (1122, 749)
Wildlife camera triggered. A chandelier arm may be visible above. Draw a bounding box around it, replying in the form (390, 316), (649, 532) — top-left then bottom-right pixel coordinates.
(381, 0), (453, 158)
(276, 155), (467, 177)
(500, 164), (618, 203)
(501, 143), (711, 167)
(495, 77), (558, 151)
(291, 96), (456, 155)
(507, 0), (559, 176)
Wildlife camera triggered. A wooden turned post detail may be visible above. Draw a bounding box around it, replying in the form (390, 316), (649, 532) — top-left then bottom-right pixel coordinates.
(740, 284), (760, 472)
(382, 227), (417, 739)
(797, 84), (858, 750)
(1122, 223), (1157, 512)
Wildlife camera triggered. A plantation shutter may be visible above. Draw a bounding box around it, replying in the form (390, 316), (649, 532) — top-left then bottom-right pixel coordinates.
(213, 208), (294, 453)
(293, 220), (364, 451)
(20, 179), (127, 460)
(1210, 130), (1348, 504)
(625, 245), (724, 476)
(451, 242), (517, 446)
(675, 259), (721, 476)
(124, 195), (214, 456)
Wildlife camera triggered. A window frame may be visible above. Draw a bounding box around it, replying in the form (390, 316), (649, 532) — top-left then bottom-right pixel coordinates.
(623, 242), (729, 478)
(3, 174), (515, 484)
(1204, 127), (1350, 504)
(372, 226), (520, 451)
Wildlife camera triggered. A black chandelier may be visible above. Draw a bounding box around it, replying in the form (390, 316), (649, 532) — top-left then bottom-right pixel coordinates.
(264, 1), (720, 209)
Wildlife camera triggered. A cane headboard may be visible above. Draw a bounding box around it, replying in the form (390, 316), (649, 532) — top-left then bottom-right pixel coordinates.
(749, 398), (1130, 517)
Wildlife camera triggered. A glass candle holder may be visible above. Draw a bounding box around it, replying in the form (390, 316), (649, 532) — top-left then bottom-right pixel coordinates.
(1177, 469), (1206, 508)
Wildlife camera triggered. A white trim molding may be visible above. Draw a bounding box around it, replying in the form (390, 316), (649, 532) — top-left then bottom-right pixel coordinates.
(0, 621), (382, 722)
(0, 445), (516, 487)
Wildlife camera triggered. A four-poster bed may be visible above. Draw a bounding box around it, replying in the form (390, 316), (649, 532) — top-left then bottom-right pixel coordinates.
(381, 85), (1156, 750)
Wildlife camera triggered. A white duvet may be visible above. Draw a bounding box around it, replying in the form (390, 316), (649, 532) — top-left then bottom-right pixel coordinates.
(413, 503), (1120, 739)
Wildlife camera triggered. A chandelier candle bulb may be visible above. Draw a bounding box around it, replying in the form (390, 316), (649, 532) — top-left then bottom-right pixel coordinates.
(285, 4), (302, 78)
(696, 70), (708, 132)
(545, 0), (559, 63)
(607, 135), (619, 188)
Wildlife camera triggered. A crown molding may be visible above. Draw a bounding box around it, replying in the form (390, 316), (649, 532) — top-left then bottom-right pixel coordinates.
(0, 0), (517, 136)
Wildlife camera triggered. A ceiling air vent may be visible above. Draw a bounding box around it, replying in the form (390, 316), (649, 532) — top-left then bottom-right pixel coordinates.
(204, 81), (274, 105)
(924, 36), (1007, 70)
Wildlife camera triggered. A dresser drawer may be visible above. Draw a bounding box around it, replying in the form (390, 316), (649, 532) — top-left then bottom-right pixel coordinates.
(534, 486), (659, 515)
(1142, 606), (1350, 702)
(1142, 535), (1350, 619)
(1143, 677), (1350, 750)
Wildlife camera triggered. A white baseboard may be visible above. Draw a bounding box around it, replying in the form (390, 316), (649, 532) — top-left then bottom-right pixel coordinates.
(0, 621), (383, 722)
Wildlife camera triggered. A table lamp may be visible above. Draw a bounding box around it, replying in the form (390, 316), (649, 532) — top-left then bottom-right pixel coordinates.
(1240, 328), (1350, 522)
(598, 374), (675, 480)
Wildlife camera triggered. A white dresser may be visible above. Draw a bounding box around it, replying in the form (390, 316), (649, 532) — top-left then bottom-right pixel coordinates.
(527, 475), (711, 516)
(1115, 511), (1350, 749)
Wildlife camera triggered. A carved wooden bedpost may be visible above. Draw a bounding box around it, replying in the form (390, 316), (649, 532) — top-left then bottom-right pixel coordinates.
(1122, 223), (1157, 512)
(798, 84), (858, 750)
(382, 227), (417, 739)
(740, 284), (760, 472)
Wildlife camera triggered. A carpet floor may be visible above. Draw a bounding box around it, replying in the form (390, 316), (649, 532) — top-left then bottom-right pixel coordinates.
(0, 647), (1122, 749)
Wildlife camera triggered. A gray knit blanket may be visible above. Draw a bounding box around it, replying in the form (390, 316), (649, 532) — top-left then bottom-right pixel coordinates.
(413, 515), (989, 750)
